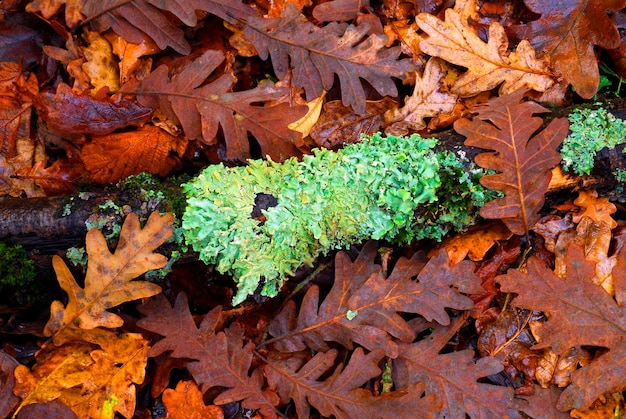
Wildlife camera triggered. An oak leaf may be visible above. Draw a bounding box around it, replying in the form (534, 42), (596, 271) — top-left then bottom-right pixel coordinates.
(34, 83), (152, 135)
(0, 62), (38, 158)
(572, 190), (617, 229)
(0, 351), (19, 418)
(82, 30), (119, 93)
(136, 293), (281, 418)
(432, 221), (512, 265)
(384, 58), (458, 134)
(162, 381), (224, 419)
(264, 348), (441, 419)
(498, 244), (626, 411)
(244, 3), (414, 114)
(268, 241), (483, 357)
(0, 137), (47, 197)
(416, 6), (554, 97)
(44, 212), (172, 335)
(393, 314), (520, 418)
(80, 125), (186, 184)
(511, 0), (626, 99)
(13, 328), (149, 419)
(82, 0), (255, 55)
(26, 0), (84, 28)
(121, 50), (307, 161)
(454, 90), (569, 237)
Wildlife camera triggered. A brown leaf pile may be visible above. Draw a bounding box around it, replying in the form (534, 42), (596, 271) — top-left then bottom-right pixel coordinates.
(3, 0), (626, 418)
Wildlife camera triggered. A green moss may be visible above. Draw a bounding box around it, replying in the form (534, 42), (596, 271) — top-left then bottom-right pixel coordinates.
(0, 243), (37, 306)
(561, 106), (626, 176)
(183, 133), (496, 305)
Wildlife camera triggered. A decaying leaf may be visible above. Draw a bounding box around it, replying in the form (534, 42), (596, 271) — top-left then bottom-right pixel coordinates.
(26, 0), (84, 29)
(121, 50), (307, 161)
(13, 328), (149, 419)
(244, 2), (414, 114)
(162, 381), (224, 419)
(384, 58), (458, 134)
(416, 5), (554, 97)
(34, 83), (152, 135)
(511, 0), (626, 98)
(80, 125), (186, 184)
(454, 90), (568, 237)
(136, 293), (281, 418)
(432, 220), (512, 265)
(44, 212), (172, 335)
(268, 241), (483, 357)
(264, 348), (441, 419)
(0, 62), (37, 158)
(394, 315), (519, 418)
(572, 190), (617, 229)
(311, 98), (395, 148)
(0, 351), (19, 418)
(81, 30), (120, 93)
(498, 244), (626, 411)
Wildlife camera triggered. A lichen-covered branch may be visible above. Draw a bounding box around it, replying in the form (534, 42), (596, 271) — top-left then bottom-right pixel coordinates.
(182, 133), (496, 305)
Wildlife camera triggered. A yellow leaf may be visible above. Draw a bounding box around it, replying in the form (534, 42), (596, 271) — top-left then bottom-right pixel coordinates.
(44, 212), (173, 335)
(416, 7), (554, 97)
(288, 92), (326, 138)
(14, 329), (149, 419)
(82, 30), (120, 93)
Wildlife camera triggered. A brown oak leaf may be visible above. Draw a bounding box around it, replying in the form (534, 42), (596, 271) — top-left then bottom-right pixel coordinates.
(162, 381), (224, 419)
(511, 0), (626, 99)
(0, 351), (19, 418)
(393, 314), (520, 418)
(26, 0), (84, 29)
(120, 50), (306, 161)
(498, 244), (626, 411)
(454, 90), (569, 237)
(264, 348), (441, 419)
(82, 0), (255, 55)
(80, 125), (186, 184)
(136, 293), (281, 418)
(416, 5), (555, 97)
(44, 212), (172, 335)
(244, 2), (415, 114)
(268, 241), (482, 357)
(34, 83), (152, 135)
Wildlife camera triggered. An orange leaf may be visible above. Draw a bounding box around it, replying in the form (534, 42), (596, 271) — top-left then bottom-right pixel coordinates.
(14, 329), (149, 419)
(432, 221), (512, 265)
(454, 90), (568, 237)
(44, 212), (173, 335)
(163, 381), (224, 419)
(80, 125), (187, 184)
(0, 62), (37, 158)
(572, 190), (617, 229)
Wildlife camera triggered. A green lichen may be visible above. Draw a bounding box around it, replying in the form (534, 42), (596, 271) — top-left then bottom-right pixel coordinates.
(0, 243), (37, 306)
(183, 133), (496, 305)
(561, 106), (626, 176)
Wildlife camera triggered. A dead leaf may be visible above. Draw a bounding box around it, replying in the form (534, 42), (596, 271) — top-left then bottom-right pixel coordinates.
(105, 33), (159, 84)
(120, 50), (306, 161)
(82, 30), (120, 93)
(416, 6), (554, 97)
(269, 242), (483, 357)
(454, 90), (569, 237)
(244, 3), (415, 114)
(0, 351), (19, 418)
(34, 83), (152, 135)
(572, 190), (617, 229)
(384, 58), (458, 134)
(13, 329), (149, 419)
(0, 62), (37, 158)
(311, 98), (395, 148)
(25, 0), (84, 29)
(44, 212), (172, 335)
(162, 381), (224, 419)
(511, 0), (626, 98)
(431, 221), (512, 265)
(264, 348), (441, 419)
(288, 92), (325, 138)
(498, 244), (626, 411)
(80, 125), (186, 184)
(136, 293), (281, 418)
(394, 314), (519, 418)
